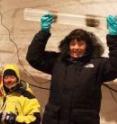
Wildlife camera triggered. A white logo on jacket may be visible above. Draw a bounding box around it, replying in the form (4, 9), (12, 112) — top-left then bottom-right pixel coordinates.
(84, 63), (94, 68)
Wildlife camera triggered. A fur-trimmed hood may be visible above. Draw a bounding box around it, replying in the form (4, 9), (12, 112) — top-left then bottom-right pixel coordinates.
(59, 29), (104, 61)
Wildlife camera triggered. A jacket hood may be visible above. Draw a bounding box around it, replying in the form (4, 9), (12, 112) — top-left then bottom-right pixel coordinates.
(2, 64), (20, 80)
(0, 64), (20, 95)
(59, 29), (104, 61)
(2, 64), (20, 87)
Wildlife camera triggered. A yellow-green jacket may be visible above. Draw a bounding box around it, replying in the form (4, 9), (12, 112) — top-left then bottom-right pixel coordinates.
(0, 64), (41, 124)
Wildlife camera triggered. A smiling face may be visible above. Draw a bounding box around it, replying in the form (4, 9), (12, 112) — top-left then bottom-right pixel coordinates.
(69, 39), (87, 59)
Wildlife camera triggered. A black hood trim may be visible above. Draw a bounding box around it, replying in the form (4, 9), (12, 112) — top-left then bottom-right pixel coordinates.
(58, 29), (104, 62)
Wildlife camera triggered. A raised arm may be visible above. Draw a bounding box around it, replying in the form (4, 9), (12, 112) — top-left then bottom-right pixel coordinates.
(102, 15), (117, 82)
(26, 13), (59, 74)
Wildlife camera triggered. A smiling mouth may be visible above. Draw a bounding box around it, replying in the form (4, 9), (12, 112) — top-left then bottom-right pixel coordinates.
(72, 51), (82, 55)
(71, 51), (84, 57)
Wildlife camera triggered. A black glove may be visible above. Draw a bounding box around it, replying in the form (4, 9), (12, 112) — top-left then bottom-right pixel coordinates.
(5, 113), (16, 124)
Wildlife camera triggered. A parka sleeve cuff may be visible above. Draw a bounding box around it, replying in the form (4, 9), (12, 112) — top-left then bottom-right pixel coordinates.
(37, 30), (51, 40)
(106, 34), (117, 46)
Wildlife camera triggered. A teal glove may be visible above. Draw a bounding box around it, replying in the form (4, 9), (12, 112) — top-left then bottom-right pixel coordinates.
(41, 13), (54, 31)
(107, 15), (117, 35)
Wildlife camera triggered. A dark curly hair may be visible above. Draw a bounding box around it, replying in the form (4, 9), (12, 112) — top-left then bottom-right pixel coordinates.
(59, 29), (104, 60)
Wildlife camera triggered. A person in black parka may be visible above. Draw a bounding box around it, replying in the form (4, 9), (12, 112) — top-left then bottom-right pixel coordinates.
(26, 14), (117, 124)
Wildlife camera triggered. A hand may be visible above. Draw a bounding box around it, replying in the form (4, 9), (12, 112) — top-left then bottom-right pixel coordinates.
(4, 113), (16, 124)
(41, 13), (54, 31)
(107, 15), (117, 35)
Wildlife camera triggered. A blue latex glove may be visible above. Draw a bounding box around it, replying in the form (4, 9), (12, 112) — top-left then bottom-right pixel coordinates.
(41, 13), (54, 31)
(107, 15), (117, 35)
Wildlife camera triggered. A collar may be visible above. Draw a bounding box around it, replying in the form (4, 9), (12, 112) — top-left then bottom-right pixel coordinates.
(65, 53), (91, 64)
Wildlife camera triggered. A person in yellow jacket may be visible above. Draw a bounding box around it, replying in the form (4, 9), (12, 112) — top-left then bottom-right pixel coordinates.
(0, 64), (41, 124)
(0, 65), (3, 96)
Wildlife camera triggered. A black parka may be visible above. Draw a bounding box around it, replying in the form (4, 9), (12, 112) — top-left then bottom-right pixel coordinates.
(26, 30), (117, 124)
